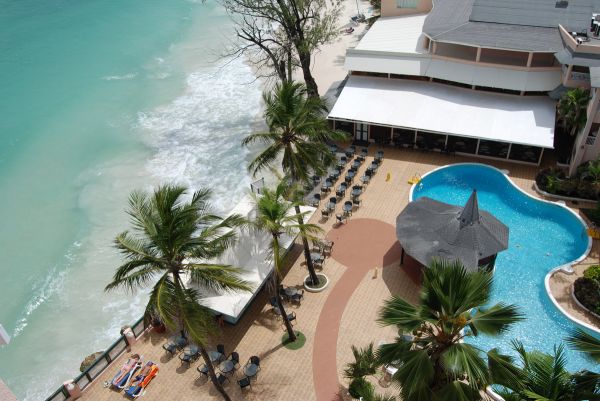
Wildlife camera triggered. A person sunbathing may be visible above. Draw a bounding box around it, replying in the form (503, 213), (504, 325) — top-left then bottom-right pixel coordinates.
(111, 354), (140, 385)
(130, 362), (153, 386)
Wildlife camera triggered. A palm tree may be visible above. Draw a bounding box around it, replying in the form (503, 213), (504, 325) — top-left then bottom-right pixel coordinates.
(250, 179), (322, 341)
(377, 259), (524, 401)
(566, 328), (600, 363)
(242, 80), (348, 286)
(343, 342), (380, 381)
(489, 340), (600, 401)
(105, 185), (251, 401)
(558, 88), (590, 137)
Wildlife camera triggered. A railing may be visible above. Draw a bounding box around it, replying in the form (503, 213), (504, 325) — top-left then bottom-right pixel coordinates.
(45, 316), (147, 401)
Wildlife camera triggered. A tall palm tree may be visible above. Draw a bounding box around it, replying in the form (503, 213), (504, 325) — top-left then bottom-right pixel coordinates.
(490, 340), (600, 401)
(105, 185), (251, 401)
(242, 80), (348, 285)
(250, 179), (322, 341)
(377, 259), (524, 401)
(558, 88), (590, 137)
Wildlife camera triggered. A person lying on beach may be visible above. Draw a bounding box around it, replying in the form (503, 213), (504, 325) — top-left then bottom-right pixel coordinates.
(130, 362), (154, 386)
(112, 354), (140, 385)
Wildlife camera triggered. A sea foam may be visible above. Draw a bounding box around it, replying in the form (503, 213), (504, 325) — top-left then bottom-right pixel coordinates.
(138, 59), (264, 213)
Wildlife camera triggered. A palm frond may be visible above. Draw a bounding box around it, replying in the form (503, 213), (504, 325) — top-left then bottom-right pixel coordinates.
(468, 303), (524, 336)
(377, 295), (422, 331)
(566, 328), (600, 363)
(186, 263), (253, 293)
(487, 348), (523, 391)
(392, 349), (434, 400)
(441, 343), (490, 388)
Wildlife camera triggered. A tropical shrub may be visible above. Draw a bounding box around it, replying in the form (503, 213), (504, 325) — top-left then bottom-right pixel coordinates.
(536, 162), (600, 200)
(343, 343), (379, 380)
(584, 265), (600, 283)
(574, 277), (600, 314)
(348, 377), (373, 399)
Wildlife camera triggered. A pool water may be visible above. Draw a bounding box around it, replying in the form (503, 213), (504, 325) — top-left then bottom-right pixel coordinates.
(411, 163), (596, 372)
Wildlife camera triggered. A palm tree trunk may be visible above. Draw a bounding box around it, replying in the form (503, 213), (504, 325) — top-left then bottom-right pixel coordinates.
(294, 203), (320, 286)
(275, 277), (297, 342)
(199, 346), (232, 401)
(272, 236), (297, 342)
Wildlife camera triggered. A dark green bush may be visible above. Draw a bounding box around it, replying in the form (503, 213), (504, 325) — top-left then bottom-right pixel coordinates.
(574, 277), (600, 312)
(584, 265), (600, 282)
(348, 377), (374, 399)
(536, 164), (600, 200)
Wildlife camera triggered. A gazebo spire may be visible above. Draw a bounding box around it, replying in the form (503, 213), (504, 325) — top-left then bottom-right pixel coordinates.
(459, 190), (480, 229)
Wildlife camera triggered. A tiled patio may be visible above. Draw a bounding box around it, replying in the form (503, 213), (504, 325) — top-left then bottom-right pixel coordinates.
(79, 147), (596, 401)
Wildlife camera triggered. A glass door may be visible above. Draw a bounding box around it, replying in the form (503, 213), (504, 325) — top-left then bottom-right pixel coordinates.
(355, 123), (368, 141)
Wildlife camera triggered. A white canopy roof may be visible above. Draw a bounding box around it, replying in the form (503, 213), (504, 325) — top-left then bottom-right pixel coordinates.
(354, 14), (428, 55)
(329, 76), (556, 148)
(188, 195), (315, 323)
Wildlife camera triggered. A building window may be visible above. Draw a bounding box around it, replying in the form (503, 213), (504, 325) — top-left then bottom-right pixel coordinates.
(396, 0), (418, 8)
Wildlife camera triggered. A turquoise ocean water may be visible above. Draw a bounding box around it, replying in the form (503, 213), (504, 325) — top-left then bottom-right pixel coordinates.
(0, 1), (262, 399)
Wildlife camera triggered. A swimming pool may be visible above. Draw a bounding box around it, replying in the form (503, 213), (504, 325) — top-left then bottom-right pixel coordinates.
(411, 163), (596, 371)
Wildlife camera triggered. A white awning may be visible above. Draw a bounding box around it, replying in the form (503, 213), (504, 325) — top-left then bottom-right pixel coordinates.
(187, 196), (316, 323)
(329, 76), (556, 148)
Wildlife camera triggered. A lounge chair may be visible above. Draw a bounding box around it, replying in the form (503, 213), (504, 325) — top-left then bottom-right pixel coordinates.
(111, 356), (142, 390)
(124, 361), (159, 398)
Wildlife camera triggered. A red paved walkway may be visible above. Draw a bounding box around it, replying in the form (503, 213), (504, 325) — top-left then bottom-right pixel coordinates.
(312, 218), (402, 401)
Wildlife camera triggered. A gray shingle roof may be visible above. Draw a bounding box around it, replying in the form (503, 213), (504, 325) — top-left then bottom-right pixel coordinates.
(555, 48), (600, 65)
(423, 0), (591, 51)
(396, 192), (509, 272)
(471, 0), (592, 30)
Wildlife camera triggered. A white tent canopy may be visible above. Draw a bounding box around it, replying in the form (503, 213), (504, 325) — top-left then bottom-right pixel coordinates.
(187, 195), (315, 324)
(328, 76), (556, 148)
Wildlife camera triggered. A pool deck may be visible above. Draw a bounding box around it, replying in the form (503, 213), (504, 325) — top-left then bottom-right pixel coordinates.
(77, 147), (599, 401)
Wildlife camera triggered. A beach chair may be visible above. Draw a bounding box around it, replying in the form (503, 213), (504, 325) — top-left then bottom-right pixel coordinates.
(124, 362), (159, 398)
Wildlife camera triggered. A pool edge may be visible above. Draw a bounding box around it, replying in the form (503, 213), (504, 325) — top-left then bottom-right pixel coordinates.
(409, 162), (598, 336)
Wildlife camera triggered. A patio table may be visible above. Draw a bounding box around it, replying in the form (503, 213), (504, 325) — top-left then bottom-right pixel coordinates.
(183, 345), (198, 355)
(343, 203), (352, 214)
(322, 181), (332, 189)
(351, 188), (362, 197)
(310, 252), (324, 263)
(219, 360), (235, 374)
(244, 364), (259, 378)
(326, 201), (336, 211)
(284, 287), (299, 297)
(360, 175), (370, 184)
(209, 351), (223, 363)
